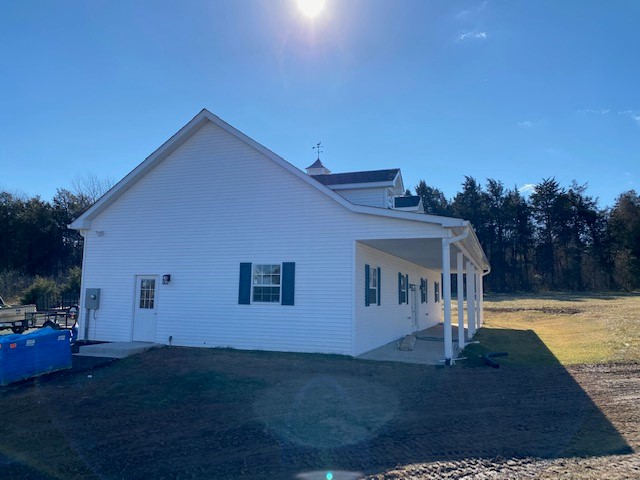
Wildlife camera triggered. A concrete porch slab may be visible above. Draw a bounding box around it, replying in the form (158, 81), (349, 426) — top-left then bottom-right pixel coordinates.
(357, 323), (469, 365)
(75, 342), (160, 359)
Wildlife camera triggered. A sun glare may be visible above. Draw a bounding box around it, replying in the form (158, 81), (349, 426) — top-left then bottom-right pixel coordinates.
(297, 0), (325, 18)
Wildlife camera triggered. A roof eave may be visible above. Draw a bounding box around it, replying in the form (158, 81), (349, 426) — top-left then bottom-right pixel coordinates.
(350, 203), (466, 227)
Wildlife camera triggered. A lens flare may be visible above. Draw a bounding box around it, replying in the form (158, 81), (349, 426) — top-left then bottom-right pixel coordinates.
(297, 0), (325, 18)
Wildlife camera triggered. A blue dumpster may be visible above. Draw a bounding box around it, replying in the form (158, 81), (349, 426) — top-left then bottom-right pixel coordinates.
(0, 327), (72, 386)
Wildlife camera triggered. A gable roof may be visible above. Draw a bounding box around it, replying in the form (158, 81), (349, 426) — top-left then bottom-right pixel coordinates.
(311, 169), (399, 187)
(394, 196), (421, 208)
(68, 109), (484, 265)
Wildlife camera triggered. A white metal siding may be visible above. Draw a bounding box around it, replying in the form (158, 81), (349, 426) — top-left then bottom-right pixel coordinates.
(80, 120), (449, 355)
(353, 243), (442, 356)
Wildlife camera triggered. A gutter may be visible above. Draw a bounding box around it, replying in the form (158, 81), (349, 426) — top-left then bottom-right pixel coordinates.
(443, 225), (470, 246)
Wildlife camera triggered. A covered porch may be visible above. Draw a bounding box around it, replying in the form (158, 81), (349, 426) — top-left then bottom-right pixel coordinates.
(358, 323), (468, 365)
(358, 227), (489, 364)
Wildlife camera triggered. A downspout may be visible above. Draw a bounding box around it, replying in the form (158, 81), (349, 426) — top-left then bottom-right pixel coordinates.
(478, 265), (491, 328)
(441, 225), (470, 364)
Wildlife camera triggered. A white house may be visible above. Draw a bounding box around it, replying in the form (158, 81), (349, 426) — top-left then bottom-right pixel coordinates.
(69, 109), (490, 362)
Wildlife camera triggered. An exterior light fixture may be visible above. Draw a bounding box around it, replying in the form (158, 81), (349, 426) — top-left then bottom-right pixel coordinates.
(162, 274), (171, 285)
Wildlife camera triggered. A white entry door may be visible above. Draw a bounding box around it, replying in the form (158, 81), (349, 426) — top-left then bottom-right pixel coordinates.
(410, 284), (419, 332)
(133, 276), (158, 342)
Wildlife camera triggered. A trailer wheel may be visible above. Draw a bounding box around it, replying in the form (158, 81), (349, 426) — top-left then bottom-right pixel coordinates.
(11, 326), (25, 334)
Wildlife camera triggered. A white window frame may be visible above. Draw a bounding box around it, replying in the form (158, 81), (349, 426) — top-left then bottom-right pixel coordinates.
(252, 263), (282, 304)
(369, 266), (379, 306)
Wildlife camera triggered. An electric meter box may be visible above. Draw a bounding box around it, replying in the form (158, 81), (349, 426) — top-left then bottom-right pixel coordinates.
(85, 288), (101, 309)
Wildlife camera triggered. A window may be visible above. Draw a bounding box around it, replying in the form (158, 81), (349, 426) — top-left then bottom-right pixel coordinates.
(420, 278), (427, 303)
(365, 265), (381, 306)
(398, 272), (408, 304)
(239, 262), (295, 306)
(434, 281), (440, 303)
(252, 264), (281, 303)
(139, 279), (155, 309)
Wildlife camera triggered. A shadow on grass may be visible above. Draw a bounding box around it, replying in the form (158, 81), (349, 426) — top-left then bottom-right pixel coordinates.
(460, 328), (633, 457)
(256, 329), (634, 478)
(463, 327), (562, 367)
(0, 341), (634, 480)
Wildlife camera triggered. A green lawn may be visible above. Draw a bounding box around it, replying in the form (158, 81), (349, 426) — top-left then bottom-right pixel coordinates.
(462, 292), (640, 366)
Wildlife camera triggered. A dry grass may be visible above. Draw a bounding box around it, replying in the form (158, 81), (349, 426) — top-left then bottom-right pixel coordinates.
(466, 292), (640, 365)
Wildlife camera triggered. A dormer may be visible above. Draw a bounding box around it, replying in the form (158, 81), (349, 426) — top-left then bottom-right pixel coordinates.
(394, 195), (424, 213)
(309, 166), (410, 210)
(306, 159), (331, 176)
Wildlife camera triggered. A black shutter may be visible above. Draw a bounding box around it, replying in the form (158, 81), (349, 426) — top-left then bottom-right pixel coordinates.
(420, 278), (426, 303)
(365, 264), (370, 306)
(405, 274), (410, 304)
(377, 267), (381, 306)
(238, 263), (252, 305)
(281, 262), (295, 306)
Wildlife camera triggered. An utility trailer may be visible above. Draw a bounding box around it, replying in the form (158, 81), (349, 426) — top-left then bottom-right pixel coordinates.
(0, 296), (36, 334)
(0, 296), (78, 334)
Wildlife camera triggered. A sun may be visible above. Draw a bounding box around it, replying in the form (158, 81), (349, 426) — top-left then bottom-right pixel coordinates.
(297, 0), (325, 18)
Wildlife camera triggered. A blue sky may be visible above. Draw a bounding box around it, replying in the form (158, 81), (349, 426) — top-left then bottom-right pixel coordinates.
(1, 0), (638, 207)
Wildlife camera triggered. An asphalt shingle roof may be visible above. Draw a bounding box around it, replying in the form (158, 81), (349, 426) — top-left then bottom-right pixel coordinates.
(394, 196), (421, 208)
(311, 168), (400, 186)
(306, 159), (325, 169)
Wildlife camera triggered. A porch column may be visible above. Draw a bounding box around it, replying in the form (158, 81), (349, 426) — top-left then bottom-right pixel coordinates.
(456, 251), (465, 350)
(477, 272), (484, 328)
(466, 260), (476, 339)
(442, 240), (453, 362)
(475, 271), (482, 330)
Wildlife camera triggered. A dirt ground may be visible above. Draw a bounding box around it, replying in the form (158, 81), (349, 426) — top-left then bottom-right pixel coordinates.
(0, 346), (638, 480)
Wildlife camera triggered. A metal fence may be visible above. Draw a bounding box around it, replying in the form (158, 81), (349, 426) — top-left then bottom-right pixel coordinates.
(35, 291), (80, 311)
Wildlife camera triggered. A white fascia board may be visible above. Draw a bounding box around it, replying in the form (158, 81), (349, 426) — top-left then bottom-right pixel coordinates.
(349, 203), (465, 227)
(68, 219), (91, 230)
(466, 225), (491, 270)
(449, 225), (490, 272)
(395, 171), (404, 192)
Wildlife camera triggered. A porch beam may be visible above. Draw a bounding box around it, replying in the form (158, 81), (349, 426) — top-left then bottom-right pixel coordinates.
(442, 240), (453, 362)
(456, 251), (465, 350)
(466, 260), (476, 339)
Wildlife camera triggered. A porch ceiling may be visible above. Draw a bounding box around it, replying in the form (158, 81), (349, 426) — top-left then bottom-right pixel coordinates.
(359, 238), (463, 271)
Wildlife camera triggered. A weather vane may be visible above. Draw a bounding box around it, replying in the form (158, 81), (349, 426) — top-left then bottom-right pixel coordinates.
(313, 141), (323, 161)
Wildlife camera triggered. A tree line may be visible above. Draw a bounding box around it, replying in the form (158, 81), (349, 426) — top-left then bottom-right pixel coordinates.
(0, 175), (638, 296)
(0, 175), (112, 299)
(415, 177), (640, 292)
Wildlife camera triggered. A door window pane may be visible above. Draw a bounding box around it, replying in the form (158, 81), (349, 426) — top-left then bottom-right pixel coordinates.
(139, 279), (156, 309)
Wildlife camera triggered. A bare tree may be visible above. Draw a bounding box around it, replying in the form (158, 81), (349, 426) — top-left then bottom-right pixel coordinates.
(71, 173), (115, 205)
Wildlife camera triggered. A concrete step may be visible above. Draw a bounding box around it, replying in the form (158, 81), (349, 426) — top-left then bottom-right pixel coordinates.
(75, 342), (160, 359)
